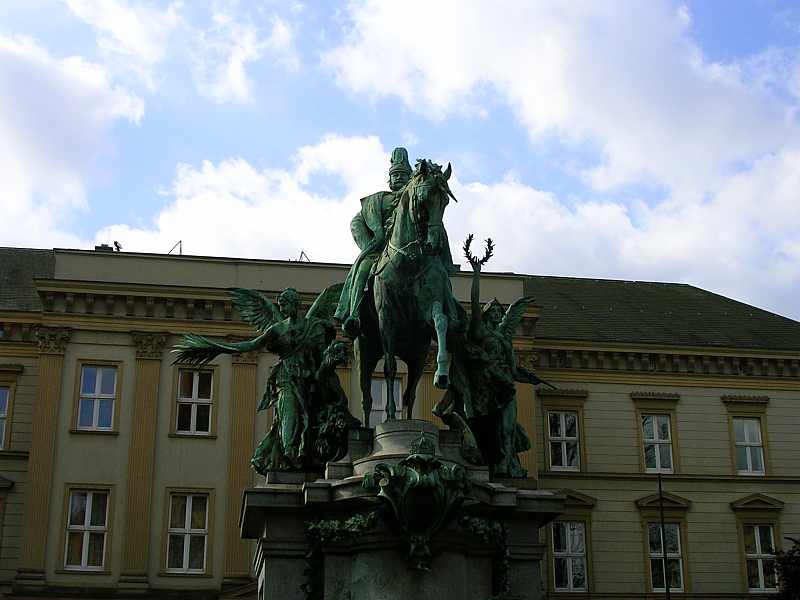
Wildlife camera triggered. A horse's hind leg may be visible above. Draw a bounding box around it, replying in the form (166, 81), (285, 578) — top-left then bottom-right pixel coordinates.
(402, 354), (425, 419)
(431, 300), (449, 389)
(356, 335), (380, 427)
(383, 350), (398, 421)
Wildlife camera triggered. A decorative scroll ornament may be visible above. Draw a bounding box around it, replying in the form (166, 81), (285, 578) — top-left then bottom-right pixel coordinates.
(35, 327), (72, 355)
(362, 431), (471, 570)
(131, 332), (168, 360)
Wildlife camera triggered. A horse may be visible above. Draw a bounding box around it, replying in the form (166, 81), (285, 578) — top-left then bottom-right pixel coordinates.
(355, 159), (462, 425)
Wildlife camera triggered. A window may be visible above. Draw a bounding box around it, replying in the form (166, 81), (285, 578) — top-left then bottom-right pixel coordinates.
(734, 417), (765, 475)
(64, 490), (109, 570)
(166, 493), (208, 573)
(176, 370), (213, 435)
(552, 521), (587, 592)
(0, 387), (9, 449)
(548, 411), (580, 471)
(642, 414), (673, 473)
(647, 522), (684, 592)
(743, 524), (777, 591)
(369, 378), (402, 427)
(77, 365), (117, 430)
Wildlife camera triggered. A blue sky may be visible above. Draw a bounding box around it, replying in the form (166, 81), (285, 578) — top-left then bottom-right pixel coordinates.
(2, 1), (800, 320)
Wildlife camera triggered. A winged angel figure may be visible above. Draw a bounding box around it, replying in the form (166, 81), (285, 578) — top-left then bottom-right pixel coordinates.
(435, 236), (555, 478)
(173, 284), (357, 473)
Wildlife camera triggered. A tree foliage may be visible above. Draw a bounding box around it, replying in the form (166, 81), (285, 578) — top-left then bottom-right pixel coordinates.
(777, 537), (800, 599)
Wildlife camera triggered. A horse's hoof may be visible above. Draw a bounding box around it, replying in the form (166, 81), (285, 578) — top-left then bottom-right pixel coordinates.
(434, 373), (449, 389)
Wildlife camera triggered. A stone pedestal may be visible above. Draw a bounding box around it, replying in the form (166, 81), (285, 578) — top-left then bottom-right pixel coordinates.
(241, 420), (564, 600)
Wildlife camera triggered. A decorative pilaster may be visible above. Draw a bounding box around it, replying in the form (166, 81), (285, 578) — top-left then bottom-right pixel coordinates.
(120, 332), (168, 586)
(16, 328), (71, 587)
(224, 350), (259, 581)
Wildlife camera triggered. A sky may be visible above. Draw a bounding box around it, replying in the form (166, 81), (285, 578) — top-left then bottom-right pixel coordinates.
(2, 1), (800, 321)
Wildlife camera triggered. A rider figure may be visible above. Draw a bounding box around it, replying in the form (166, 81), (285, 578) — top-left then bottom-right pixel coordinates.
(335, 147), (413, 338)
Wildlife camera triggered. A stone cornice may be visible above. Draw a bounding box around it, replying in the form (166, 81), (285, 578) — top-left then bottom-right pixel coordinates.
(131, 331), (169, 360)
(523, 346), (800, 380)
(35, 327), (71, 355)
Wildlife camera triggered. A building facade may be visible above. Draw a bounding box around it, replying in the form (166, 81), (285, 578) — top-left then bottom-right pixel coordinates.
(0, 247), (798, 598)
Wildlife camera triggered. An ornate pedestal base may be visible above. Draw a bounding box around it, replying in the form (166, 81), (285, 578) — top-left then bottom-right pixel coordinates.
(241, 420), (564, 600)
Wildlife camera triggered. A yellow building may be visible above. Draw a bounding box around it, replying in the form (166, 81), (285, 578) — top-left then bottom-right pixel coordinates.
(1, 246), (798, 598)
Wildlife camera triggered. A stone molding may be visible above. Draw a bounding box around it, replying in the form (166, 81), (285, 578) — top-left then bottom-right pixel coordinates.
(131, 331), (168, 360)
(34, 327), (71, 355)
(527, 347), (800, 379)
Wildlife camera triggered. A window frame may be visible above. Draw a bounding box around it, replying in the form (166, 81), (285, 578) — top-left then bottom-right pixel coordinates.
(732, 416), (766, 476)
(545, 490), (596, 595)
(741, 523), (778, 592)
(731, 494), (784, 594)
(170, 364), (219, 439)
(58, 484), (114, 574)
(550, 520), (589, 592)
(723, 396), (770, 477)
(631, 392), (681, 475)
(646, 521), (685, 593)
(636, 492), (691, 594)
(160, 487), (215, 577)
(71, 360), (123, 435)
(0, 365), (22, 451)
(540, 392), (588, 474)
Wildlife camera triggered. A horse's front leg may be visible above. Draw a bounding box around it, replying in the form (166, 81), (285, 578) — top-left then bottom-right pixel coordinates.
(431, 300), (449, 389)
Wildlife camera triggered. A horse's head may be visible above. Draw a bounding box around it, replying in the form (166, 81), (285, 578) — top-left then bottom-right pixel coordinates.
(407, 159), (457, 255)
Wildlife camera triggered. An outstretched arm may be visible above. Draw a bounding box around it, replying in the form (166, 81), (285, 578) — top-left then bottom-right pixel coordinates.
(173, 329), (272, 366)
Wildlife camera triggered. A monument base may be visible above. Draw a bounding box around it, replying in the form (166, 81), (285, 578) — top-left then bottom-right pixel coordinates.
(241, 420), (564, 600)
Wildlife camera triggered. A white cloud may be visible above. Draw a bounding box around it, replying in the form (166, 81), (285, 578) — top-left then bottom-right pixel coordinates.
(63, 0), (299, 103)
(95, 135), (389, 260)
(0, 34), (142, 248)
(324, 1), (798, 197)
(92, 135), (800, 319)
(62, 0), (182, 89)
(191, 12), (298, 104)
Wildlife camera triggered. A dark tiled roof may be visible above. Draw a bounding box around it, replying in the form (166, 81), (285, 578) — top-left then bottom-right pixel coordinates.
(524, 275), (800, 351)
(0, 248), (54, 311)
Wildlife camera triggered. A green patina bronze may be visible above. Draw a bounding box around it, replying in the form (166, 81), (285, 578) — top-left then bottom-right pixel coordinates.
(362, 431), (471, 570)
(434, 235), (555, 478)
(173, 284), (357, 472)
(340, 153), (461, 430)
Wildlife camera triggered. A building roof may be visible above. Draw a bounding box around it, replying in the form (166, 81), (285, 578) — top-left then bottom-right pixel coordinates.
(0, 248), (54, 311)
(524, 275), (800, 351)
(1, 247), (798, 352)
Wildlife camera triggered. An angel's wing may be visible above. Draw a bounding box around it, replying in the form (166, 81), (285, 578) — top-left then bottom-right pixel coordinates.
(498, 295), (535, 340)
(228, 288), (281, 333)
(172, 334), (256, 366)
(306, 282), (344, 321)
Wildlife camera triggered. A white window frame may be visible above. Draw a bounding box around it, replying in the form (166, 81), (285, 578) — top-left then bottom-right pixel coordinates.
(166, 493), (208, 573)
(548, 410), (580, 471)
(642, 414), (674, 473)
(77, 365), (116, 431)
(369, 378), (402, 427)
(744, 524), (777, 592)
(0, 386), (9, 449)
(648, 522), (684, 592)
(64, 490), (109, 571)
(552, 520), (588, 592)
(176, 370), (213, 435)
(733, 417), (765, 475)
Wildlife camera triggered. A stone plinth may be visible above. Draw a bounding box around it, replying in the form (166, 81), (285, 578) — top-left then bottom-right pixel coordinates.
(241, 419), (564, 600)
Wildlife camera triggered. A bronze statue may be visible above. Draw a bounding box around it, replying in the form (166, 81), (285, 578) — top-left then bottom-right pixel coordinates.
(435, 235), (554, 477)
(341, 158), (463, 427)
(173, 284), (357, 472)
